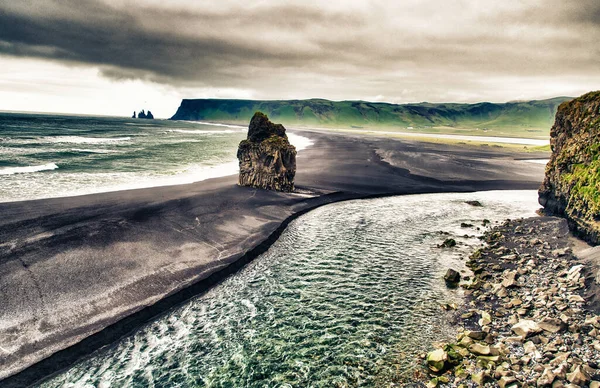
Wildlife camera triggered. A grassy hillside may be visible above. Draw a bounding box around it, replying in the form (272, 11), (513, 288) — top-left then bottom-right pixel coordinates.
(170, 97), (572, 138)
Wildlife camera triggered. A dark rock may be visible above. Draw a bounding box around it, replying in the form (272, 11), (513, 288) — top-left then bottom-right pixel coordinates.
(237, 112), (297, 192)
(465, 200), (483, 207)
(444, 268), (461, 286)
(440, 238), (457, 248)
(136, 109), (154, 119)
(461, 222), (474, 228)
(538, 91), (600, 245)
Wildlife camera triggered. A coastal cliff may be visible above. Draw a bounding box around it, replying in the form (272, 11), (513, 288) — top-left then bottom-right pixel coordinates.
(539, 91), (600, 245)
(169, 97), (569, 137)
(237, 112), (297, 192)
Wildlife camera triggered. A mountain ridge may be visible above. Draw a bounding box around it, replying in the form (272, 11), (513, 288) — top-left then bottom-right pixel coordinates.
(170, 96), (573, 138)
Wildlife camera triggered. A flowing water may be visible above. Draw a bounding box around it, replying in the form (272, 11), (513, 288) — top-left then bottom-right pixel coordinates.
(41, 190), (540, 388)
(0, 112), (310, 203)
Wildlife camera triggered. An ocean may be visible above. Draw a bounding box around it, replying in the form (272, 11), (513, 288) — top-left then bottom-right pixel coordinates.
(0, 112), (311, 203)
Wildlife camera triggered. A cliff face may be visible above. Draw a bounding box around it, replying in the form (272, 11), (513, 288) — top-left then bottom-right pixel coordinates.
(237, 112), (297, 192)
(539, 91), (600, 245)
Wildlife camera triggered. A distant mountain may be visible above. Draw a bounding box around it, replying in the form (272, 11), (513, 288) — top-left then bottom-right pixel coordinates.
(170, 97), (572, 137)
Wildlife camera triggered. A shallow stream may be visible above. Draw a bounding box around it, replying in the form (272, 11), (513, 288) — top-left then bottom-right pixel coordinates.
(42, 190), (540, 387)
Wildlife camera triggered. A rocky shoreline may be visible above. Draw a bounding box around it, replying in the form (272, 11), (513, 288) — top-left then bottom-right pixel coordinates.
(417, 215), (600, 387)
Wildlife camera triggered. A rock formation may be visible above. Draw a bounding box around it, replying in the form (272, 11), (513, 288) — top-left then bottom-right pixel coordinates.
(237, 112), (297, 192)
(539, 91), (600, 245)
(136, 110), (154, 119)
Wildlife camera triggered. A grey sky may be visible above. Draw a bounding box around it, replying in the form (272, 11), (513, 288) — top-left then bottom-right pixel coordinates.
(0, 0), (599, 115)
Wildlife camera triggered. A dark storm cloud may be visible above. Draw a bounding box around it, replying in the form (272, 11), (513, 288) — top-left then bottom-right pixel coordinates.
(0, 0), (599, 97)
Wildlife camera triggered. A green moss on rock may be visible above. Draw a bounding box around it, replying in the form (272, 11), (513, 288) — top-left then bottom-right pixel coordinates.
(539, 91), (600, 244)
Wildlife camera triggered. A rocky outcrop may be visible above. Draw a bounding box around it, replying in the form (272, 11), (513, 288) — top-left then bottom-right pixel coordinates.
(136, 110), (154, 119)
(237, 112), (296, 192)
(539, 91), (600, 245)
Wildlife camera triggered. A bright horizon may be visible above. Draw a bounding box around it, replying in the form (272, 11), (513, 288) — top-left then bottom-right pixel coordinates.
(1, 1), (599, 118)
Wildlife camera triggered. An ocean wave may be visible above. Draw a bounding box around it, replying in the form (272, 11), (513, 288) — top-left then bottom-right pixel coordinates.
(0, 163), (58, 175)
(166, 129), (239, 135)
(287, 133), (314, 151)
(45, 136), (132, 144)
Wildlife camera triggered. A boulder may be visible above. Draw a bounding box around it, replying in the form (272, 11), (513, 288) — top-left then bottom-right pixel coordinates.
(237, 112), (297, 192)
(444, 268), (461, 286)
(538, 91), (600, 245)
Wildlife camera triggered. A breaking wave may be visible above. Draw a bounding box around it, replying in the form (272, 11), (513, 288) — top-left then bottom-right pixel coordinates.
(0, 163), (59, 175)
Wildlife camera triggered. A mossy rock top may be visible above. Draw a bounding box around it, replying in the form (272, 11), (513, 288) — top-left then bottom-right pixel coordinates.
(247, 112), (288, 143)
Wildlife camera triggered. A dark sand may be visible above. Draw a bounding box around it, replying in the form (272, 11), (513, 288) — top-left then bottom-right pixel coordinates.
(0, 131), (548, 386)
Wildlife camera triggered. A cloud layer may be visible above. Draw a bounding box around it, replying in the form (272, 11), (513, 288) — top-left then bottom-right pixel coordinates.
(0, 0), (599, 103)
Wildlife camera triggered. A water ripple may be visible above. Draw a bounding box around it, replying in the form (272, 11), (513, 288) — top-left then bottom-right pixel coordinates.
(42, 190), (540, 387)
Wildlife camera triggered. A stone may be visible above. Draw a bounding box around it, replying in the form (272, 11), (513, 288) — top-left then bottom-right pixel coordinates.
(467, 331), (486, 341)
(468, 343), (491, 356)
(444, 268), (461, 285)
(539, 317), (565, 333)
(502, 270), (519, 288)
(479, 311), (492, 326)
(440, 238), (457, 248)
(537, 368), (556, 386)
(567, 294), (585, 303)
(566, 365), (590, 385)
(237, 112), (297, 192)
(426, 349), (447, 372)
(498, 375), (518, 388)
(590, 381), (600, 388)
(471, 371), (488, 385)
(465, 200), (483, 207)
(512, 320), (542, 338)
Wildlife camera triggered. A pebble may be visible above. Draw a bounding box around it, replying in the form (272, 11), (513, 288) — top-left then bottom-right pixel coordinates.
(416, 217), (600, 387)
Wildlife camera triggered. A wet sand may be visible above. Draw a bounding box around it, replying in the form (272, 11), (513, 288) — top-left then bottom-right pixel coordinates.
(0, 131), (548, 387)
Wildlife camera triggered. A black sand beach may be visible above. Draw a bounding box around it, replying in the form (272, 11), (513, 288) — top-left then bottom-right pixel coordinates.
(0, 131), (548, 387)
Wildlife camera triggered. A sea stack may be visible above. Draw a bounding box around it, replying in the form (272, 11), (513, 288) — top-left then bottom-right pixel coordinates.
(539, 91), (600, 245)
(237, 112), (297, 192)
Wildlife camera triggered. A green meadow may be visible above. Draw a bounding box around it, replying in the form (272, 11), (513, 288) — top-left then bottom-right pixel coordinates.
(171, 97), (572, 139)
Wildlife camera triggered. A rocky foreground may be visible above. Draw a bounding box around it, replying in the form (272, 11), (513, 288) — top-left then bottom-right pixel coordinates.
(419, 216), (600, 388)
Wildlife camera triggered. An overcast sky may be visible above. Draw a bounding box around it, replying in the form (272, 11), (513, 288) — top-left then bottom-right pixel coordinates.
(0, 0), (599, 117)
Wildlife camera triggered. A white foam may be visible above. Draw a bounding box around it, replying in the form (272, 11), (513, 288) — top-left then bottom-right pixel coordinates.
(523, 159), (550, 165)
(287, 133), (314, 151)
(45, 136), (131, 144)
(0, 133), (315, 202)
(0, 163), (58, 175)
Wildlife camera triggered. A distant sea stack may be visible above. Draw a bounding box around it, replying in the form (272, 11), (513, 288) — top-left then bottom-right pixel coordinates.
(237, 112), (297, 192)
(539, 91), (600, 245)
(135, 110), (154, 119)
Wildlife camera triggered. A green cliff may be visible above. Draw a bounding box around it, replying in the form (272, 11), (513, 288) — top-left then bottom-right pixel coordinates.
(539, 91), (600, 245)
(170, 97), (571, 138)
